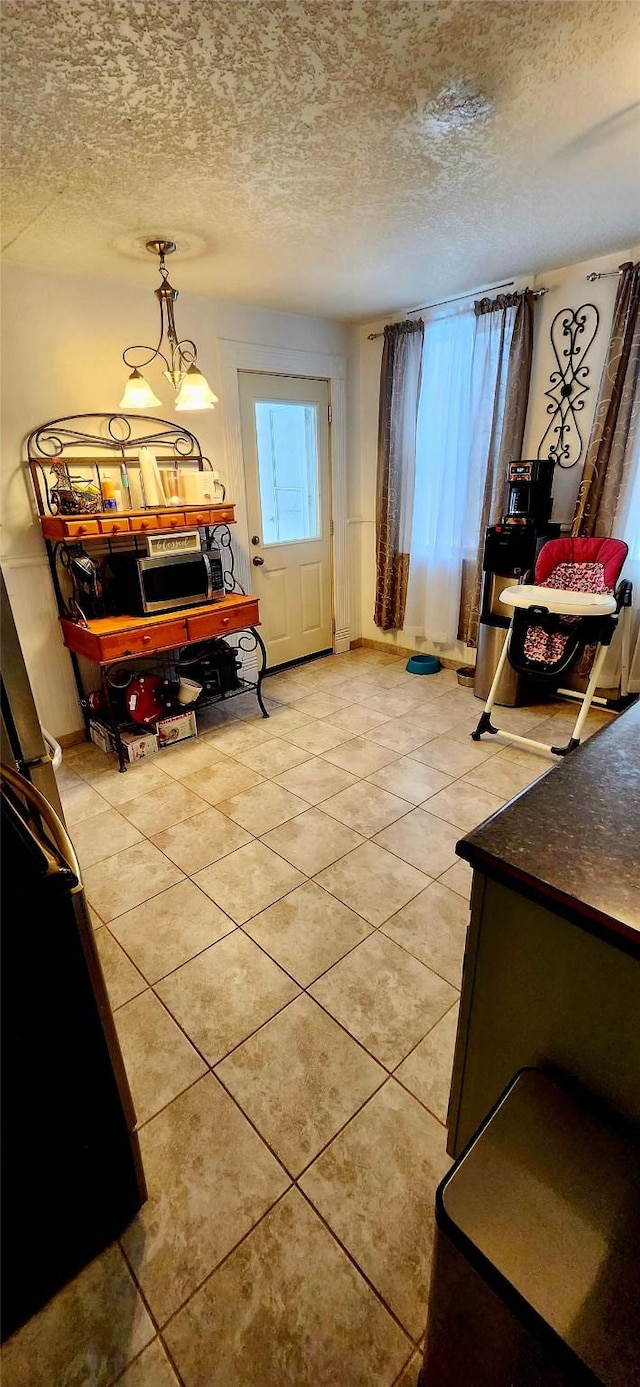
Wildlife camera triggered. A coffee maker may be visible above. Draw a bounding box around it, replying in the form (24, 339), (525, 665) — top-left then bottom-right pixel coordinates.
(474, 459), (560, 706)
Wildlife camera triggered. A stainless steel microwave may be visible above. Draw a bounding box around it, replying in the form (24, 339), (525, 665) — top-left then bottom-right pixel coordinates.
(105, 544), (225, 616)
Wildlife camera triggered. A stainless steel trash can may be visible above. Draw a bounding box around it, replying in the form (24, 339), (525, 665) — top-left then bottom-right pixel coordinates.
(474, 572), (524, 707)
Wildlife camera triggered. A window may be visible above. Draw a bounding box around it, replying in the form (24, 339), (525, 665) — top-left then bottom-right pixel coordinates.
(254, 400), (320, 545)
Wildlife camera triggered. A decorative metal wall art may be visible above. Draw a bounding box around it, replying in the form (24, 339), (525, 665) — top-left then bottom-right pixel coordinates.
(537, 303), (599, 469)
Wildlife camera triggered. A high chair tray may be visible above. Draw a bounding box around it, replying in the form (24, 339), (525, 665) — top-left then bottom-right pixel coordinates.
(499, 584), (617, 616)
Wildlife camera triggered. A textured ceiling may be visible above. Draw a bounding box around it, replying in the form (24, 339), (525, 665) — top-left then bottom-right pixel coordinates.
(1, 0), (639, 321)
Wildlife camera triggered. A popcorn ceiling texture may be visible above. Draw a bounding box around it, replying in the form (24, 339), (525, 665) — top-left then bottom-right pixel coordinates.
(1, 0), (639, 320)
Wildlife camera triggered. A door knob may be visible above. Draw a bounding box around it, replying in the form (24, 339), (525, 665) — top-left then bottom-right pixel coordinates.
(252, 556), (264, 566)
(251, 535), (261, 545)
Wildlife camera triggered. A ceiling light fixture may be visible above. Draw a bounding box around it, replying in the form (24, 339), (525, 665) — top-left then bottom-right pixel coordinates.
(119, 239), (218, 412)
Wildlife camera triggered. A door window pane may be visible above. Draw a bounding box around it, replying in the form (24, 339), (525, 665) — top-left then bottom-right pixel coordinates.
(254, 401), (320, 544)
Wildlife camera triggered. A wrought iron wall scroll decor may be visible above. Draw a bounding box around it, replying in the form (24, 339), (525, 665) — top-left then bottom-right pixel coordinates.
(537, 303), (599, 469)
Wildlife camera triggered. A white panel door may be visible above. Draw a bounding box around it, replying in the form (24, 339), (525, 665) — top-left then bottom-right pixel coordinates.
(239, 371), (333, 666)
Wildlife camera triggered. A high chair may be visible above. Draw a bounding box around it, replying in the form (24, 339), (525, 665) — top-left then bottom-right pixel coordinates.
(472, 536), (632, 757)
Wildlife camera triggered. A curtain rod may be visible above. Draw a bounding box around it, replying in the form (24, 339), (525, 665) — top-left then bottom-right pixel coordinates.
(585, 267), (625, 282)
(366, 282), (549, 340)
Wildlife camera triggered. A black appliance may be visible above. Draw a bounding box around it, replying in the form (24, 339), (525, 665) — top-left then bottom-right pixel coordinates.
(176, 638), (242, 697)
(504, 458), (555, 527)
(105, 532), (224, 616)
(1, 767), (146, 1342)
(474, 460), (560, 707)
(65, 549), (106, 621)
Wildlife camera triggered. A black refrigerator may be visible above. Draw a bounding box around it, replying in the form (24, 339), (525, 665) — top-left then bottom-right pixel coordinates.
(1, 573), (146, 1341)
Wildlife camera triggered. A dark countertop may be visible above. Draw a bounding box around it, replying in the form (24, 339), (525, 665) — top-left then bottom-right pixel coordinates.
(457, 701), (640, 949)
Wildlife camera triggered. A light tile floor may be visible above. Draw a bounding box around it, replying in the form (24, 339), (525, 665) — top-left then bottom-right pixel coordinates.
(2, 648), (614, 1387)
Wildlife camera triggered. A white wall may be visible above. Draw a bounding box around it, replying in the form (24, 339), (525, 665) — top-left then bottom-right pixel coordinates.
(353, 245), (637, 665)
(0, 261), (355, 736)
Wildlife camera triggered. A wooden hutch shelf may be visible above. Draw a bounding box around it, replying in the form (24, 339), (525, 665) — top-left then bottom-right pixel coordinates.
(27, 413), (267, 771)
(61, 594), (260, 665)
(40, 502), (235, 541)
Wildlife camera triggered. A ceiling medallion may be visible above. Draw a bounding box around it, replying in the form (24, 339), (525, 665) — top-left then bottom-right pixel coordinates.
(119, 240), (218, 413)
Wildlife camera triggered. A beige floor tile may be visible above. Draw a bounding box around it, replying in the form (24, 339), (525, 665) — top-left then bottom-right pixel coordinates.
(300, 1080), (450, 1339)
(94, 925), (147, 1008)
(194, 840), (304, 925)
(55, 762), (83, 792)
(325, 703), (392, 736)
(290, 691), (356, 719)
(310, 933), (456, 1069)
(181, 760), (264, 805)
(59, 780), (108, 826)
(217, 780), (308, 835)
(409, 732), (499, 775)
(216, 994), (385, 1175)
(438, 859), (472, 900)
(361, 689), (423, 717)
(164, 1188), (410, 1387)
(243, 880), (372, 986)
(108, 879), (236, 982)
(150, 805), (252, 875)
(85, 761), (171, 805)
(366, 719), (437, 754)
(198, 720), (273, 757)
(322, 780), (410, 837)
(122, 1075), (289, 1325)
(155, 739), (231, 780)
(65, 741), (119, 778)
(72, 807), (144, 870)
(316, 840), (430, 927)
(83, 841), (184, 922)
(374, 808), (460, 878)
(498, 742), (557, 770)
(0, 1244), (154, 1387)
(276, 718), (351, 754)
(423, 781), (505, 832)
(232, 736), (313, 777)
(114, 990), (207, 1125)
(255, 705), (313, 734)
(395, 1004), (460, 1124)
(321, 737), (397, 777)
(261, 674), (315, 704)
(381, 881), (469, 987)
(404, 705), (468, 736)
(463, 754), (547, 800)
(274, 756), (359, 805)
(121, 780), (209, 835)
(157, 930), (299, 1063)
(262, 806), (364, 875)
(367, 758), (452, 806)
(117, 1338), (180, 1386)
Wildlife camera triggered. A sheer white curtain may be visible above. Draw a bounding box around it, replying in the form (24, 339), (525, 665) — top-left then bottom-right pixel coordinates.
(404, 300), (520, 646)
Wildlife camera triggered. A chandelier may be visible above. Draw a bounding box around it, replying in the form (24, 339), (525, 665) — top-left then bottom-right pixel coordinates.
(119, 239), (218, 412)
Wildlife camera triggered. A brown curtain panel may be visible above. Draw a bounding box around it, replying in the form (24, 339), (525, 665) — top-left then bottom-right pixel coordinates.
(573, 261), (640, 537)
(458, 290), (534, 647)
(374, 318), (424, 631)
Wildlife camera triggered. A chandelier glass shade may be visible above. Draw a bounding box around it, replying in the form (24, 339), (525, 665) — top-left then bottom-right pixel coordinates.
(119, 240), (218, 412)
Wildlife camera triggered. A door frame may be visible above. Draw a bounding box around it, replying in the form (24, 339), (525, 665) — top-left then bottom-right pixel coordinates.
(218, 340), (349, 654)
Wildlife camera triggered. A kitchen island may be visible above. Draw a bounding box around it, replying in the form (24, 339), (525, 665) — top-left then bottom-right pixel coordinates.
(448, 701), (640, 1158)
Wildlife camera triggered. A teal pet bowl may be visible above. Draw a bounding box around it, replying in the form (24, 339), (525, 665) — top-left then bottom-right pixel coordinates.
(406, 654), (441, 676)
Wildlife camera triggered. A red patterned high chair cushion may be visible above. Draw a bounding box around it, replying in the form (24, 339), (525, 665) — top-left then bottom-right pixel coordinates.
(519, 536), (627, 670)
